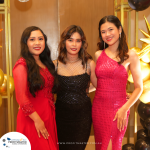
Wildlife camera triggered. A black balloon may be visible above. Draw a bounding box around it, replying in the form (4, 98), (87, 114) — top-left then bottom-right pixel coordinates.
(0, 0), (4, 3)
(137, 129), (148, 140)
(138, 102), (150, 120)
(140, 118), (146, 128)
(128, 0), (150, 11)
(135, 138), (150, 150)
(145, 117), (150, 131)
(122, 143), (135, 150)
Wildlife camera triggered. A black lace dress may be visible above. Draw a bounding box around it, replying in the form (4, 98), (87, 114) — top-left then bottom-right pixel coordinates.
(55, 61), (92, 150)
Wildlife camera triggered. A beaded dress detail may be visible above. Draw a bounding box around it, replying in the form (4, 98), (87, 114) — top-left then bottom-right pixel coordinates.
(92, 50), (130, 150)
(54, 59), (92, 150)
(13, 58), (59, 150)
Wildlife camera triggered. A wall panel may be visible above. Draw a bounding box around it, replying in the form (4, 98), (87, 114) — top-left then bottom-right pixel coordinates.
(11, 0), (59, 66)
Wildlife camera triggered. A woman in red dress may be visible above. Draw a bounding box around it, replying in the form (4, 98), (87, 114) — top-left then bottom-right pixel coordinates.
(13, 26), (59, 150)
(92, 15), (143, 150)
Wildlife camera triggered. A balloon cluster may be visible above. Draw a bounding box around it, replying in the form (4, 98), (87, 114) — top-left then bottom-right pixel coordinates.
(128, 16), (150, 104)
(0, 68), (15, 107)
(135, 102), (150, 149)
(128, 0), (150, 11)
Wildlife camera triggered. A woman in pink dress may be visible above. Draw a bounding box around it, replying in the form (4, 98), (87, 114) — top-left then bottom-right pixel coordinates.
(92, 15), (143, 150)
(13, 26), (59, 150)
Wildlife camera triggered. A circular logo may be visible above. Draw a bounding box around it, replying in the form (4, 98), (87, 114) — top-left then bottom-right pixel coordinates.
(0, 132), (31, 150)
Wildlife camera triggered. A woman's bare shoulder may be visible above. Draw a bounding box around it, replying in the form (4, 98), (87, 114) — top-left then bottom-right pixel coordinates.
(95, 50), (103, 61)
(128, 49), (139, 61)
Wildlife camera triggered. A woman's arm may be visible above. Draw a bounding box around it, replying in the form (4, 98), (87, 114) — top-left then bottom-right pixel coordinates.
(13, 64), (49, 139)
(89, 50), (103, 88)
(114, 50), (143, 131)
(89, 83), (96, 93)
(29, 112), (49, 139)
(123, 50), (143, 110)
(95, 50), (103, 62)
(90, 60), (97, 88)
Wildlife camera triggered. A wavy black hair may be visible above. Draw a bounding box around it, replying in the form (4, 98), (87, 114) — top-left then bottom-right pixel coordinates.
(20, 26), (56, 97)
(97, 15), (129, 64)
(58, 25), (92, 68)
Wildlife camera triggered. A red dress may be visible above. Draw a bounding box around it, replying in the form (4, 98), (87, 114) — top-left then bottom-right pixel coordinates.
(92, 50), (130, 150)
(13, 58), (59, 150)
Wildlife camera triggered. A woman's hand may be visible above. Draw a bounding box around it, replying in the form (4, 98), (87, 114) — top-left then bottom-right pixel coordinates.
(113, 107), (128, 132)
(126, 93), (131, 100)
(34, 118), (49, 139)
(89, 83), (96, 93)
(29, 111), (49, 139)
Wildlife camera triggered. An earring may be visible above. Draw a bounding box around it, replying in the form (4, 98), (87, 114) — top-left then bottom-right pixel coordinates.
(120, 33), (121, 39)
(104, 42), (105, 49)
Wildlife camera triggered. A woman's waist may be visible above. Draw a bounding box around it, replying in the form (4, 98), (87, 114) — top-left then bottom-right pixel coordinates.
(92, 97), (128, 111)
(94, 91), (127, 103)
(56, 96), (91, 106)
(56, 92), (88, 99)
(97, 79), (126, 89)
(57, 90), (87, 95)
(96, 85), (126, 91)
(95, 85), (127, 93)
(34, 91), (54, 99)
(28, 95), (55, 108)
(56, 101), (91, 120)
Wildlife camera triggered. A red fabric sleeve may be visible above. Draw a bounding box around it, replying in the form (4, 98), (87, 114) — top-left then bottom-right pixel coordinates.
(13, 64), (35, 116)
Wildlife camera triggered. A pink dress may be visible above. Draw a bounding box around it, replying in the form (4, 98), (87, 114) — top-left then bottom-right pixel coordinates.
(92, 50), (130, 150)
(13, 58), (59, 150)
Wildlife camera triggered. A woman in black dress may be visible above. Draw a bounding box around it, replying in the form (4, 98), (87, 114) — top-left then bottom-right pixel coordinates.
(53, 25), (97, 150)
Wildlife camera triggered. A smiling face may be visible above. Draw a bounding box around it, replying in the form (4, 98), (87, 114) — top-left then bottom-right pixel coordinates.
(100, 21), (121, 47)
(27, 30), (45, 59)
(65, 32), (82, 56)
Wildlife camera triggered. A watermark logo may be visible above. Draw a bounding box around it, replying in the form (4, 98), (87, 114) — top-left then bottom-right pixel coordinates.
(0, 132), (31, 150)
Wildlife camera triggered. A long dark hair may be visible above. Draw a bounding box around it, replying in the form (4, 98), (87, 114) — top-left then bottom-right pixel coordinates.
(97, 15), (129, 64)
(58, 25), (92, 68)
(20, 26), (56, 97)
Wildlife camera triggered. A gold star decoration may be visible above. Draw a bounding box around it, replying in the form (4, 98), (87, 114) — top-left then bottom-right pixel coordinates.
(138, 16), (150, 59)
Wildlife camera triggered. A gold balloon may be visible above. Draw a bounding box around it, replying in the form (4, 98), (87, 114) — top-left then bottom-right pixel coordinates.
(9, 76), (15, 94)
(128, 60), (150, 83)
(140, 90), (150, 104)
(143, 80), (150, 91)
(139, 80), (150, 104)
(0, 75), (6, 95)
(0, 74), (15, 96)
(0, 95), (2, 107)
(0, 69), (4, 86)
